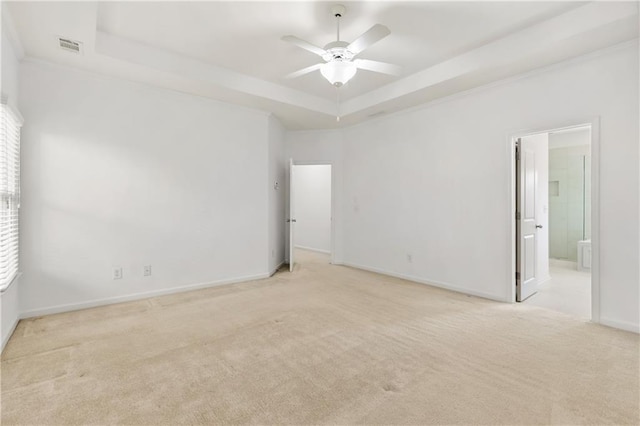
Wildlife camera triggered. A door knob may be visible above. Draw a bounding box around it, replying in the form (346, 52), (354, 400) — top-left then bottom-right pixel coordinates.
(536, 224), (543, 229)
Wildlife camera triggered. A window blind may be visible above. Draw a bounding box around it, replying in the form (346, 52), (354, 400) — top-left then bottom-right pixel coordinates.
(0, 103), (21, 291)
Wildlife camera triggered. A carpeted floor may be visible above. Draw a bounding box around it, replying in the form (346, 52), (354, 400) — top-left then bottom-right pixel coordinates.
(2, 250), (639, 425)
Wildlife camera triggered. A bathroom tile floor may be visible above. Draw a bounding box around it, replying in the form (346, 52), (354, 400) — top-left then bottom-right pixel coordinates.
(525, 261), (591, 319)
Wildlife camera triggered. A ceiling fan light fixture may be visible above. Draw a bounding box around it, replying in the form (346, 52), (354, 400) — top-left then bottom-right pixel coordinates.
(321, 61), (357, 87)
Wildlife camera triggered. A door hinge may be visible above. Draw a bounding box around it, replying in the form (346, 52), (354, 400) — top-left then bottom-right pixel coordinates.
(516, 211), (521, 220)
(515, 272), (520, 280)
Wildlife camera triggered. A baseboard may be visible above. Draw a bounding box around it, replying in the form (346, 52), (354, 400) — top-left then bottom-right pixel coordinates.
(599, 317), (640, 334)
(269, 261), (285, 276)
(20, 272), (270, 319)
(294, 245), (331, 255)
(538, 275), (552, 285)
(549, 258), (578, 269)
(1, 317), (20, 353)
(340, 261), (505, 302)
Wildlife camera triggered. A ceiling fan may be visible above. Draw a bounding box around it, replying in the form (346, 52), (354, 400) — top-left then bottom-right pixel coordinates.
(282, 4), (401, 87)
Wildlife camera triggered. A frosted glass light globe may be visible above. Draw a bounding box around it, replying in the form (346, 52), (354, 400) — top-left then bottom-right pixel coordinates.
(321, 61), (357, 87)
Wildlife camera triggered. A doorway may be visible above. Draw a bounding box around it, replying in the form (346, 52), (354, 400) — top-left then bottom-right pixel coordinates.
(512, 122), (597, 321)
(288, 163), (333, 271)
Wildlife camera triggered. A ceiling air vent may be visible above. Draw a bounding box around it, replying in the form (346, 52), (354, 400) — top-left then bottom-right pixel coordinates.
(57, 37), (83, 54)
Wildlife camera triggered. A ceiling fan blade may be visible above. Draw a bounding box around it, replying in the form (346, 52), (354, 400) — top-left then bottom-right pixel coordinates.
(347, 24), (391, 55)
(285, 63), (323, 79)
(282, 35), (327, 57)
(354, 59), (401, 76)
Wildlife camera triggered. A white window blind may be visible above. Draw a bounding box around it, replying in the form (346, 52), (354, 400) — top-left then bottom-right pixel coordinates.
(0, 103), (22, 291)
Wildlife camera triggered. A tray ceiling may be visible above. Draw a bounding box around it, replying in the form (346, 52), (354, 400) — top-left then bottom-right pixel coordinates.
(4, 1), (639, 129)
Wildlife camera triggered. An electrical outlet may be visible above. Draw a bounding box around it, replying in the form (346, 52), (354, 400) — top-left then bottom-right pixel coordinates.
(113, 267), (123, 280)
(144, 265), (152, 277)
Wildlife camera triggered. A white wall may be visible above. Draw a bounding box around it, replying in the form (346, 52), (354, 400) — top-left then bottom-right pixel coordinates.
(1, 29), (19, 108)
(287, 42), (639, 332)
(293, 165), (331, 253)
(0, 275), (19, 351)
(18, 60), (272, 316)
(7, 35), (638, 335)
(1, 21), (22, 351)
(267, 115), (286, 273)
(549, 128), (592, 149)
(285, 130), (343, 263)
(342, 43), (639, 331)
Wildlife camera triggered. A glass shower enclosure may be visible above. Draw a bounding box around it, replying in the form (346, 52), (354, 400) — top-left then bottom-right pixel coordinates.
(548, 145), (591, 262)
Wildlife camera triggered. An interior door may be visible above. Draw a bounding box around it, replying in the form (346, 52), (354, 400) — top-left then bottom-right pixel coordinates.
(516, 137), (539, 301)
(288, 159), (296, 272)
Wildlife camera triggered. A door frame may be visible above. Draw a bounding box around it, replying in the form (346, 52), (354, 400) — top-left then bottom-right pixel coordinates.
(287, 161), (336, 265)
(507, 117), (600, 323)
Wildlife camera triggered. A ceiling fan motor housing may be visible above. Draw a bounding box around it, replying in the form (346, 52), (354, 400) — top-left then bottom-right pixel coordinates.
(322, 41), (353, 63)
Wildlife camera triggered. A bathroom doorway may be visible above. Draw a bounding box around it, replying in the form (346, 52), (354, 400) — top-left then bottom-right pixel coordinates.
(513, 123), (594, 320)
(287, 163), (333, 271)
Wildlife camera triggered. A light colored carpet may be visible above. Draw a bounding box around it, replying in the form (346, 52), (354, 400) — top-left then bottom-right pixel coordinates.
(2, 250), (638, 425)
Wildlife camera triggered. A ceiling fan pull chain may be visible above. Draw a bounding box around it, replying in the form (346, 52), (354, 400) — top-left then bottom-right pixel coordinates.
(336, 86), (340, 122)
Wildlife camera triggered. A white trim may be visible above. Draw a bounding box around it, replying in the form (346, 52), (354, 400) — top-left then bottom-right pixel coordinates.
(590, 118), (601, 323)
(538, 275), (552, 286)
(1, 317), (19, 352)
(285, 128), (341, 137)
(295, 245), (331, 255)
(549, 258), (579, 269)
(341, 261), (505, 302)
(0, 97), (24, 125)
(599, 317), (640, 334)
(0, 273), (21, 352)
(20, 272), (269, 319)
(507, 117), (600, 324)
(269, 261), (285, 277)
(0, 272), (21, 294)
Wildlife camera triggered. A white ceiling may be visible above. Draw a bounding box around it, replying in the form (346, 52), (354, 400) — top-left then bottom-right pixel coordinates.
(4, 1), (639, 130)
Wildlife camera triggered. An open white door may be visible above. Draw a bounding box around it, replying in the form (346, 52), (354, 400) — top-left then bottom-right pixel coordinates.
(516, 138), (540, 301)
(288, 159), (296, 272)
